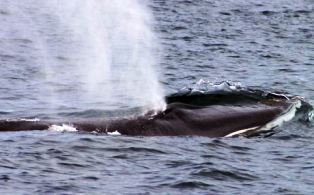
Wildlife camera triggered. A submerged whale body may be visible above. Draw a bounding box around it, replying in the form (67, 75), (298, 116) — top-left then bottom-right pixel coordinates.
(0, 83), (310, 137)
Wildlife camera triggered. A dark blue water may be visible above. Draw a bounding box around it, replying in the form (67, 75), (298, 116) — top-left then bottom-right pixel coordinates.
(0, 0), (313, 194)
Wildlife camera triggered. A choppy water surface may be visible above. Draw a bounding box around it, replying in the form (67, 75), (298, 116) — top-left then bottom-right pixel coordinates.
(0, 0), (313, 194)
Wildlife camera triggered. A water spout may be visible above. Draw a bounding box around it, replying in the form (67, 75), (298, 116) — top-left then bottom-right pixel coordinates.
(7, 0), (165, 115)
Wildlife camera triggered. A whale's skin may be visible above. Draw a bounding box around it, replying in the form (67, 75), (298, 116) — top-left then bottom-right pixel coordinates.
(0, 95), (298, 137)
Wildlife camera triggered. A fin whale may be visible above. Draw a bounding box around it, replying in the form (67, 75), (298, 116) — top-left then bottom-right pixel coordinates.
(0, 87), (303, 137)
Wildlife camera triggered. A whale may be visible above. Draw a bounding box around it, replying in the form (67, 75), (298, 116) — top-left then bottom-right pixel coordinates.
(0, 87), (303, 137)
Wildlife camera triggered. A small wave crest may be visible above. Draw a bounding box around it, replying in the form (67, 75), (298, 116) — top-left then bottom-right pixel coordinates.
(183, 79), (242, 94)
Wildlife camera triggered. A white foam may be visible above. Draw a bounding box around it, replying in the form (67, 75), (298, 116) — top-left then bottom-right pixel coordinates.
(107, 130), (121, 136)
(5, 118), (41, 122)
(308, 110), (314, 121)
(19, 118), (41, 122)
(48, 124), (78, 132)
(189, 80), (243, 94)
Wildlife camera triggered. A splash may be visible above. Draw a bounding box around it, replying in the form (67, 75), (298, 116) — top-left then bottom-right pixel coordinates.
(48, 124), (78, 132)
(10, 0), (165, 113)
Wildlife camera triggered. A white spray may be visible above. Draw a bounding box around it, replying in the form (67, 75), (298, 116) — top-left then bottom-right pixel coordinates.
(41, 0), (166, 112)
(3, 0), (166, 114)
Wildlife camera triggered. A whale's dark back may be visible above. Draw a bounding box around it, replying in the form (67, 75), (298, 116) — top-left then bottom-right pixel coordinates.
(0, 87), (306, 137)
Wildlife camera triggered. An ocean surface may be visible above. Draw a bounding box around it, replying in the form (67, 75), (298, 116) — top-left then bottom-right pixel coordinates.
(0, 0), (313, 194)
